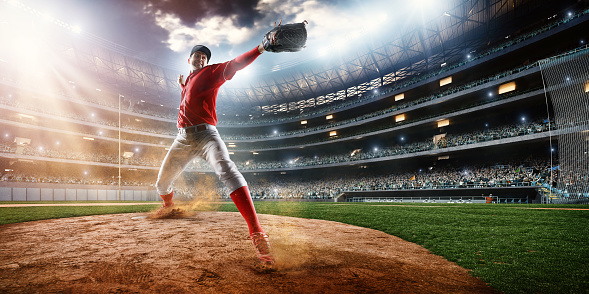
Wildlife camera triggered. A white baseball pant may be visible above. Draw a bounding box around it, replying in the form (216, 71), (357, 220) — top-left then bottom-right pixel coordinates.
(155, 124), (247, 195)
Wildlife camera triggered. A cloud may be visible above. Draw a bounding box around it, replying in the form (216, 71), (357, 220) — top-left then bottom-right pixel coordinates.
(150, 0), (368, 50)
(154, 12), (255, 53)
(144, 0), (399, 67)
(143, 0), (261, 27)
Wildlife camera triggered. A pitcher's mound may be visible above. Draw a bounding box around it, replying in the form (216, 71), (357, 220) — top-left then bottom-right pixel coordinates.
(0, 212), (496, 293)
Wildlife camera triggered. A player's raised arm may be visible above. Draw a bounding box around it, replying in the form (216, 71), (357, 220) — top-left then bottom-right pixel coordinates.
(223, 21), (308, 80)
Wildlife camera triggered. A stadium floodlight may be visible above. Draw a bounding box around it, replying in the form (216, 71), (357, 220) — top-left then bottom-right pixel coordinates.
(72, 25), (82, 34)
(521, 116), (526, 122)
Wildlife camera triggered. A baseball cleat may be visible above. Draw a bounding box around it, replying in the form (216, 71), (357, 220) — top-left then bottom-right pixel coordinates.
(155, 204), (174, 215)
(249, 232), (275, 267)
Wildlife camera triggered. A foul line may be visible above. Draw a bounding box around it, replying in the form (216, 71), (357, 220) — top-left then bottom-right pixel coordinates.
(517, 207), (589, 211)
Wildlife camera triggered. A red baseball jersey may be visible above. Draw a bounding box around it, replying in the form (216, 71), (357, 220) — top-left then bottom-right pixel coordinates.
(177, 46), (262, 128)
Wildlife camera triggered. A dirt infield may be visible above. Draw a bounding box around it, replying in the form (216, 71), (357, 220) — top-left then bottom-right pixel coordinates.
(0, 211), (497, 293)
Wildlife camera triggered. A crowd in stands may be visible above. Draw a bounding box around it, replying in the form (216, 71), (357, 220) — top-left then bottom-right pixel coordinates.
(0, 76), (547, 146)
(245, 159), (553, 200)
(0, 95), (177, 137)
(0, 119), (555, 171)
(223, 85), (541, 141)
(228, 119), (553, 170)
(0, 172), (147, 186)
(0, 143), (161, 167)
(0, 65), (544, 144)
(0, 158), (554, 200)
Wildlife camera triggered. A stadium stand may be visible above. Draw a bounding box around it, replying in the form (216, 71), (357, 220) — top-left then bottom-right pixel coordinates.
(1, 0), (588, 203)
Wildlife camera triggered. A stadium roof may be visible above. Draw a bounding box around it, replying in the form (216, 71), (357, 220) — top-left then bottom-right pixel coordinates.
(2, 0), (584, 116)
(215, 0), (584, 115)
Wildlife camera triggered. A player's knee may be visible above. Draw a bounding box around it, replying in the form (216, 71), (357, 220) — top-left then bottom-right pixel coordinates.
(215, 161), (242, 180)
(155, 178), (170, 195)
(214, 158), (235, 172)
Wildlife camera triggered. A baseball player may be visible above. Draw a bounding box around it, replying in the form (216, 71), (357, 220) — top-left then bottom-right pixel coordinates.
(154, 42), (275, 266)
(155, 22), (306, 268)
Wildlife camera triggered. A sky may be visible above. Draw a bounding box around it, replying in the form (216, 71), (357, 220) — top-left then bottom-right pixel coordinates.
(8, 0), (442, 75)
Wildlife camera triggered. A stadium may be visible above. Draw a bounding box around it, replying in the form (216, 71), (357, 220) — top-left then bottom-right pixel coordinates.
(0, 0), (588, 293)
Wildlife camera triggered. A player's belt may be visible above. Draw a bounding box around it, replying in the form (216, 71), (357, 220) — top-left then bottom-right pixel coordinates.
(179, 124), (216, 134)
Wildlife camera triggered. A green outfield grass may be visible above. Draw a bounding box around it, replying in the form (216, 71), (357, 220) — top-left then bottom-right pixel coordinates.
(0, 201), (587, 294)
(0, 201), (159, 225)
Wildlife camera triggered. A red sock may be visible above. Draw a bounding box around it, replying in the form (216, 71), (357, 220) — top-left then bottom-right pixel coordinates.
(159, 191), (174, 207)
(230, 186), (263, 235)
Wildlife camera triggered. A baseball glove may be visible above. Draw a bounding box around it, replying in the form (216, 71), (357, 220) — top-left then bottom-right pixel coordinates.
(262, 20), (308, 53)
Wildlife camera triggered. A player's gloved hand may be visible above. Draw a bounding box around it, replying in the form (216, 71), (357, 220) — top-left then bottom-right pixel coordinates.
(262, 20), (308, 53)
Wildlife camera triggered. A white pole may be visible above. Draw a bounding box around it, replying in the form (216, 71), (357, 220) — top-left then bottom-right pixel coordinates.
(118, 94), (122, 201)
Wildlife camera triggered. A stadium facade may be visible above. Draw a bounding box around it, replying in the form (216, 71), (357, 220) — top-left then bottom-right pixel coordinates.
(1, 0), (588, 203)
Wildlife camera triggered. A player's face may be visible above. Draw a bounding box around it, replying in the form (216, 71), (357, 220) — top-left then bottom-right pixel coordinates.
(189, 51), (208, 70)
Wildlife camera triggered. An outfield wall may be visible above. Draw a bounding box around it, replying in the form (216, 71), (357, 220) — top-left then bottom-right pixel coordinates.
(0, 183), (158, 201)
(337, 187), (542, 203)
